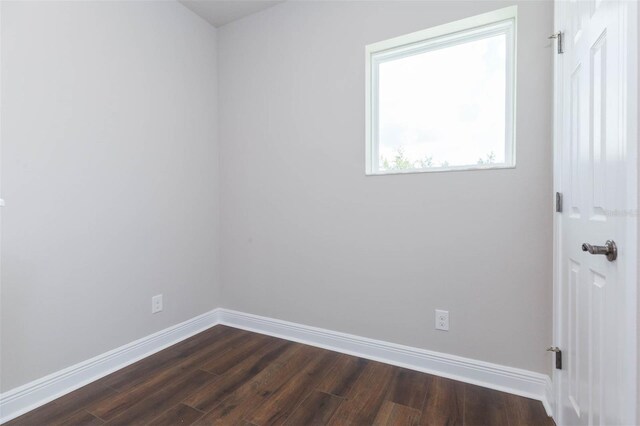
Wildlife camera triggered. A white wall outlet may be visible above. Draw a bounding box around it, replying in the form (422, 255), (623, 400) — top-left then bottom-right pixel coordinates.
(435, 309), (449, 331)
(152, 294), (163, 314)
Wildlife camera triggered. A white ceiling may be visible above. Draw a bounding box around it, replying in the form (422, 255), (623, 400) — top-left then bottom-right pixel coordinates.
(179, 0), (283, 28)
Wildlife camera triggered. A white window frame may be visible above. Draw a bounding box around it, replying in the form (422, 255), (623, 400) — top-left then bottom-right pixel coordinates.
(365, 6), (518, 175)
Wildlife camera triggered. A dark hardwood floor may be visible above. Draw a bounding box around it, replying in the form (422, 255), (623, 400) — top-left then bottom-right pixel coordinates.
(6, 326), (555, 426)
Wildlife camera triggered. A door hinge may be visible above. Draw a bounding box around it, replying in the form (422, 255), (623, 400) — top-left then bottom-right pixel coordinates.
(547, 346), (562, 369)
(556, 192), (563, 212)
(549, 31), (564, 54)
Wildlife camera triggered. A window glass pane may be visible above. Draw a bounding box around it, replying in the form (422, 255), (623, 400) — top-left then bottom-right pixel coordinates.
(377, 33), (507, 171)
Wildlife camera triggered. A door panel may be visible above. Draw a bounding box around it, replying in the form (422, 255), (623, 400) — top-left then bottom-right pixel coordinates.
(569, 67), (581, 217)
(554, 0), (637, 425)
(567, 260), (580, 417)
(589, 33), (606, 219)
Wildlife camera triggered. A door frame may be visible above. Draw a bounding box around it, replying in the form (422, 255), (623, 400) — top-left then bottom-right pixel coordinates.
(551, 0), (639, 423)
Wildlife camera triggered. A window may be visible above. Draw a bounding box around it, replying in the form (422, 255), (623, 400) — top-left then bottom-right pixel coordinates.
(365, 7), (516, 174)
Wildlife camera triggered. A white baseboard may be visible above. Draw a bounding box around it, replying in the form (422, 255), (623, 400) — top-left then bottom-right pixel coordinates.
(217, 309), (554, 417)
(0, 307), (554, 423)
(0, 309), (220, 424)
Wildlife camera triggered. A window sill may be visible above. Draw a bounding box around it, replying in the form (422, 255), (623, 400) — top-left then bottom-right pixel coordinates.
(365, 163), (516, 176)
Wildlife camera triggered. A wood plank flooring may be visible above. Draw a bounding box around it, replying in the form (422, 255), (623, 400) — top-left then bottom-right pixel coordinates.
(6, 326), (555, 426)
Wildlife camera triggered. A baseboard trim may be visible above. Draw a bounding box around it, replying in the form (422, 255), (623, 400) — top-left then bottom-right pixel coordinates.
(217, 309), (554, 417)
(1, 307), (554, 423)
(0, 309), (220, 424)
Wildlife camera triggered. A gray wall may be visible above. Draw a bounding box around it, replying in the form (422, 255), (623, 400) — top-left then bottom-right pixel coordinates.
(1, 1), (219, 391)
(0, 0), (554, 393)
(218, 0), (554, 374)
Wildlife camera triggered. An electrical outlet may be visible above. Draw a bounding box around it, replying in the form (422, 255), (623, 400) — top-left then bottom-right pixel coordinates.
(152, 294), (163, 314)
(435, 309), (449, 331)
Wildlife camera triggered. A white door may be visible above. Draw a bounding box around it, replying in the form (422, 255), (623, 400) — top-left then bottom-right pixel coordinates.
(553, 0), (637, 425)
